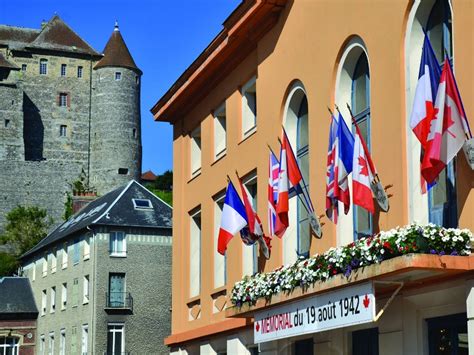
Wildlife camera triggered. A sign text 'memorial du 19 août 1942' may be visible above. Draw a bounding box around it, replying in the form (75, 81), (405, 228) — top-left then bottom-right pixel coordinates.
(254, 282), (376, 343)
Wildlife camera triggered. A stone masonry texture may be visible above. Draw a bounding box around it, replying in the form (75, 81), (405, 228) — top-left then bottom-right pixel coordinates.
(0, 30), (142, 232)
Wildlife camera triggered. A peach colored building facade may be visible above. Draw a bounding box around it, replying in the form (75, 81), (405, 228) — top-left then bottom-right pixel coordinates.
(152, 0), (474, 354)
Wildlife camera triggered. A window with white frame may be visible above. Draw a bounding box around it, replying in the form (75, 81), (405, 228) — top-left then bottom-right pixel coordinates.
(115, 72), (122, 80)
(189, 208), (201, 298)
(39, 59), (47, 75)
(59, 329), (66, 355)
(61, 283), (67, 310)
(32, 261), (36, 281)
(107, 324), (124, 355)
(241, 76), (257, 137)
(59, 125), (67, 137)
(40, 335), (45, 355)
(83, 275), (90, 304)
(213, 193), (226, 288)
(190, 126), (202, 177)
(41, 289), (47, 315)
(213, 103), (227, 159)
(0, 336), (19, 355)
(83, 235), (90, 260)
(21, 64), (27, 72)
(62, 243), (68, 268)
(72, 278), (79, 307)
(282, 83), (310, 263)
(51, 250), (57, 273)
(42, 255), (47, 277)
(77, 66), (83, 78)
(71, 326), (77, 354)
(50, 286), (56, 313)
(109, 231), (126, 256)
(48, 332), (54, 355)
(60, 64), (67, 77)
(242, 173), (259, 276)
(73, 238), (80, 264)
(81, 324), (88, 355)
(58, 93), (68, 107)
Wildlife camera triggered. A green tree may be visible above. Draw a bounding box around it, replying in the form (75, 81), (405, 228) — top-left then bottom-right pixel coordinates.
(154, 170), (173, 191)
(0, 252), (19, 276)
(0, 205), (53, 256)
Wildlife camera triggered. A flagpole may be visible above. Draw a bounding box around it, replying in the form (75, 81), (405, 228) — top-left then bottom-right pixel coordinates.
(278, 131), (315, 213)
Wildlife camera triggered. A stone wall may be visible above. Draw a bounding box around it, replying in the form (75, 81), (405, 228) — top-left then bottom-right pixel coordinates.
(0, 160), (85, 229)
(93, 227), (172, 355)
(0, 50), (141, 232)
(91, 66), (142, 195)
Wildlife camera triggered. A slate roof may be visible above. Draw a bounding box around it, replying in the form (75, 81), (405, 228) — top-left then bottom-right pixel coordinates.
(0, 277), (38, 318)
(0, 52), (18, 69)
(0, 25), (39, 50)
(22, 180), (172, 259)
(94, 23), (141, 74)
(0, 15), (99, 56)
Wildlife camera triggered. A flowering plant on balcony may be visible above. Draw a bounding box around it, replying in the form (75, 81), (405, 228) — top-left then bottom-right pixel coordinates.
(230, 223), (473, 307)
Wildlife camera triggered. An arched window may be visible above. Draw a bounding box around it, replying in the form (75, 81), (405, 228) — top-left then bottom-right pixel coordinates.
(282, 82), (310, 264)
(335, 37), (371, 244)
(406, 0), (457, 227)
(351, 54), (372, 239)
(296, 96), (310, 256)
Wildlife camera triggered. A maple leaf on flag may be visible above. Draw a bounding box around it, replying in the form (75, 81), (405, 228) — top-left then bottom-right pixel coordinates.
(442, 104), (456, 138)
(358, 155), (369, 176)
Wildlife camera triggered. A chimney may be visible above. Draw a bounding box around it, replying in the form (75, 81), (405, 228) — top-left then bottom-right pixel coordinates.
(72, 192), (97, 214)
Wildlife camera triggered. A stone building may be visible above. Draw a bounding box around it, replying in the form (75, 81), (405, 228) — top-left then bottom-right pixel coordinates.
(21, 180), (172, 354)
(0, 277), (38, 355)
(0, 16), (142, 230)
(151, 0), (474, 354)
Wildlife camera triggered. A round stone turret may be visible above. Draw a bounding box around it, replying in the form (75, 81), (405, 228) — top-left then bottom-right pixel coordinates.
(90, 22), (142, 194)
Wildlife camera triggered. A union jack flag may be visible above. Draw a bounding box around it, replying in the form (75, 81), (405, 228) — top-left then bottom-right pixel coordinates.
(325, 114), (338, 223)
(268, 150), (279, 237)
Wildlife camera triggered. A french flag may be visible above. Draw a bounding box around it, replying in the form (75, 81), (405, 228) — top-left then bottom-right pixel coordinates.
(410, 34), (441, 149)
(334, 113), (354, 215)
(268, 150), (279, 237)
(421, 57), (468, 184)
(217, 181), (248, 255)
(352, 123), (375, 214)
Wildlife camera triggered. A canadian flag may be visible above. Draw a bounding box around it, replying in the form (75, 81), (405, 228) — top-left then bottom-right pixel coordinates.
(421, 58), (467, 184)
(352, 127), (375, 214)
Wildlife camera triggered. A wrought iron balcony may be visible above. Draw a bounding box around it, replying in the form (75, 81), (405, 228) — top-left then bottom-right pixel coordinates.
(105, 292), (133, 313)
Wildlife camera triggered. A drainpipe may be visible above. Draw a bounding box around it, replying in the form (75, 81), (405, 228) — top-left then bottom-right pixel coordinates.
(87, 56), (93, 187)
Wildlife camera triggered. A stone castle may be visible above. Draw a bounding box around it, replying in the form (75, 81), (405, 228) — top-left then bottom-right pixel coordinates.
(0, 16), (142, 230)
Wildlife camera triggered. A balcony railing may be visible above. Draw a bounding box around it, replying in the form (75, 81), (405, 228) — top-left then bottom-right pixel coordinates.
(105, 292), (133, 311)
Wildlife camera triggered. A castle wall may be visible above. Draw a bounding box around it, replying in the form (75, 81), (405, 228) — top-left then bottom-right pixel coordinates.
(0, 49), (142, 231)
(0, 160), (83, 229)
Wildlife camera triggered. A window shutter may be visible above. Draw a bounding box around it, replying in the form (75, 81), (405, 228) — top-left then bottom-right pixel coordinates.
(67, 93), (71, 108)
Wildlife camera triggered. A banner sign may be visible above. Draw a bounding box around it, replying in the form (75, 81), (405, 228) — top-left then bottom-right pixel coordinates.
(254, 282), (375, 343)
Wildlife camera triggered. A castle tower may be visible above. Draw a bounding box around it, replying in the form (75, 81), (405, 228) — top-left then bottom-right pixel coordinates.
(91, 21), (142, 194)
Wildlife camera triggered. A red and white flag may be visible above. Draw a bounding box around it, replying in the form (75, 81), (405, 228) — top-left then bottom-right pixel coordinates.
(275, 129), (302, 237)
(421, 58), (467, 184)
(352, 127), (375, 214)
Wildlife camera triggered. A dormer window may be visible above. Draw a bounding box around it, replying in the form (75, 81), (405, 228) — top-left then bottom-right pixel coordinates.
(132, 199), (153, 210)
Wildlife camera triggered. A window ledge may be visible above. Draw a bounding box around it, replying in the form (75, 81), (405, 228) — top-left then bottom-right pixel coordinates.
(239, 127), (257, 145)
(187, 171), (201, 184)
(109, 253), (127, 258)
(83, 255), (90, 261)
(211, 151), (226, 166)
(211, 285), (227, 298)
(186, 295), (201, 306)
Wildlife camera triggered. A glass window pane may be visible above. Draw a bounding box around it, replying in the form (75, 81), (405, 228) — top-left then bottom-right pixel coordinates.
(114, 331), (122, 355)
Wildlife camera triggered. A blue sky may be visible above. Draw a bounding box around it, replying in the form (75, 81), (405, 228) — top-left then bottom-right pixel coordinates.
(0, 0), (241, 175)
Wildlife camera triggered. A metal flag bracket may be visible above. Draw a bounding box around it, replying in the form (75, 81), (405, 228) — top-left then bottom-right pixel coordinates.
(373, 281), (404, 322)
